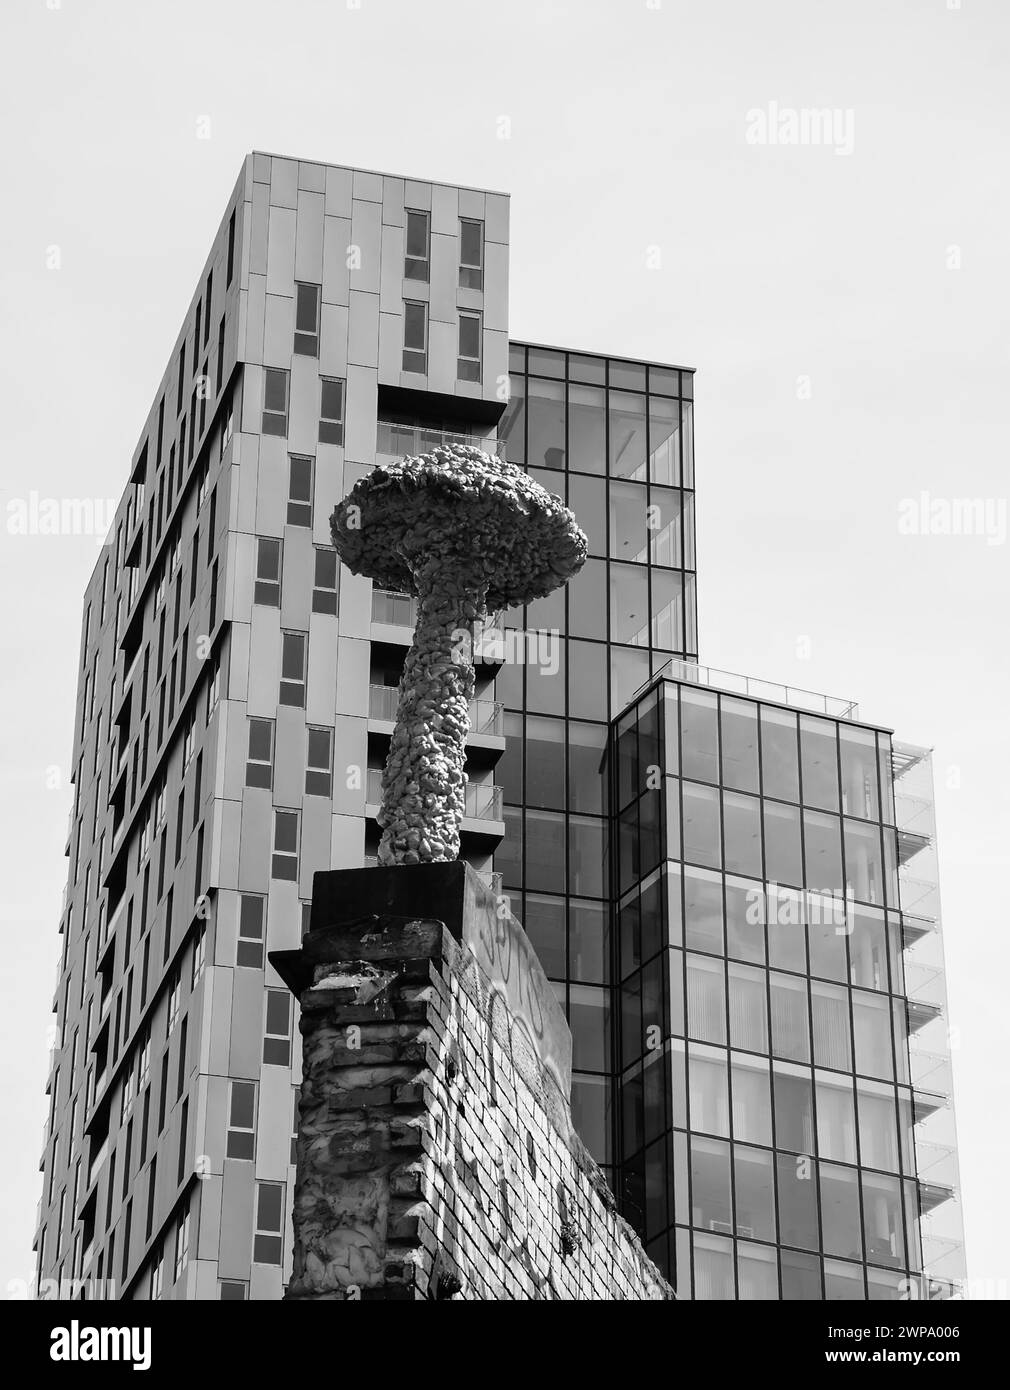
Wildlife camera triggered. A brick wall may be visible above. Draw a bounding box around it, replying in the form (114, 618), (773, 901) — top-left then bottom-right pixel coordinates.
(275, 902), (672, 1301)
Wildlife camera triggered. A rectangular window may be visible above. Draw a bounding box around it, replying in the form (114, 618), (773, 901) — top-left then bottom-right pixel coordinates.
(216, 316), (225, 396)
(279, 632), (307, 707)
(294, 282), (320, 356)
(457, 311), (482, 381)
(263, 989), (292, 1065)
(203, 271), (213, 345)
(311, 548), (338, 614)
(253, 1183), (283, 1264)
(237, 895), (265, 969)
(262, 368), (289, 436)
(318, 376), (344, 445)
(402, 301), (427, 373)
(176, 343), (186, 414)
(272, 809), (299, 880)
(459, 217), (484, 290)
(255, 537), (282, 607)
(305, 727), (333, 796)
(173, 1205), (190, 1281)
(246, 718), (274, 789)
(226, 210), (236, 285)
(287, 456), (313, 527)
(226, 1081), (256, 1159)
(150, 1243), (164, 1300)
(404, 209), (430, 280)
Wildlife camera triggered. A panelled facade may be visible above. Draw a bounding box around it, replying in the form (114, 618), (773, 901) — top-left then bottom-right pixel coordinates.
(36, 150), (963, 1302)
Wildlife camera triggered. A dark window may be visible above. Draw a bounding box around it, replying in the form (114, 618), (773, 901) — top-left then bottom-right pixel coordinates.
(271, 810), (299, 880)
(237, 896), (265, 969)
(402, 301), (427, 373)
(459, 218), (484, 290)
(457, 311), (482, 382)
(226, 210), (236, 285)
(279, 632), (306, 707)
(311, 548), (338, 614)
(287, 456), (313, 526)
(404, 209), (430, 280)
(246, 718), (274, 789)
(226, 1081), (256, 1160)
(318, 377), (344, 445)
(253, 1183), (283, 1264)
(263, 990), (292, 1065)
(305, 727), (333, 796)
(262, 368), (289, 436)
(294, 282), (320, 356)
(254, 537), (282, 606)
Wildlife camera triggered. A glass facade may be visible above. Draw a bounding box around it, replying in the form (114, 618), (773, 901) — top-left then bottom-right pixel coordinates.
(612, 675), (958, 1299)
(496, 343), (697, 1187)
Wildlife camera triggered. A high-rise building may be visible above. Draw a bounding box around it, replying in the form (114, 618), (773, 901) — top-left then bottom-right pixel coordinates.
(35, 152), (963, 1301)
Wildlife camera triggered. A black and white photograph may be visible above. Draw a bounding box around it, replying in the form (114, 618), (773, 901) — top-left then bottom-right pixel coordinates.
(0, 0), (1006, 1362)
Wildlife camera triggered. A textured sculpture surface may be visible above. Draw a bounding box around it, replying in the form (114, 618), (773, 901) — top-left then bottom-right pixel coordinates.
(331, 443), (587, 864)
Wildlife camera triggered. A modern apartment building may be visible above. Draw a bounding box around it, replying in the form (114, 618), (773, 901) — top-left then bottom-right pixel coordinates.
(35, 151), (963, 1301)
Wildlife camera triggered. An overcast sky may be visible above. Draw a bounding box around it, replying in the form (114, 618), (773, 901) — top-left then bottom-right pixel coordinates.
(1, 0), (1007, 1297)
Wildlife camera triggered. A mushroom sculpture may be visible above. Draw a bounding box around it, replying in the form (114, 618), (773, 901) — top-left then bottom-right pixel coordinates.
(331, 442), (587, 866)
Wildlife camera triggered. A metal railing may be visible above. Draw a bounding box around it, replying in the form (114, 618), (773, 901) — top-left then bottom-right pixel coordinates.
(365, 769), (502, 821)
(367, 686), (503, 736)
(372, 590), (416, 627)
(643, 657), (859, 720)
(376, 421), (506, 460)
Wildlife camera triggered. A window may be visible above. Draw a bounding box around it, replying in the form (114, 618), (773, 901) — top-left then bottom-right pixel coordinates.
(404, 209), (430, 280)
(294, 282), (320, 356)
(279, 632), (307, 707)
(311, 548), (338, 614)
(166, 971), (181, 1037)
(262, 368), (289, 436)
(457, 311), (482, 382)
(237, 895), (265, 968)
(287, 456), (313, 527)
(246, 718), (274, 789)
(173, 1205), (190, 1281)
(220, 1280), (247, 1300)
(305, 727), (333, 796)
(263, 989), (292, 1065)
(318, 377), (344, 445)
(459, 217), (484, 289)
(226, 209), (236, 285)
(272, 810), (299, 880)
(254, 538), (281, 607)
(150, 1245), (164, 1300)
(253, 1183), (284, 1263)
(226, 1081), (256, 1159)
(191, 926), (206, 987)
(402, 301), (427, 373)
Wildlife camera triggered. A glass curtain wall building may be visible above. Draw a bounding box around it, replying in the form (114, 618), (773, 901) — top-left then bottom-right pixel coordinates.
(612, 665), (966, 1298)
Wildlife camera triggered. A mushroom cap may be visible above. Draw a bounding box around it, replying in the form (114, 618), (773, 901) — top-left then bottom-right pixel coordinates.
(330, 442), (588, 609)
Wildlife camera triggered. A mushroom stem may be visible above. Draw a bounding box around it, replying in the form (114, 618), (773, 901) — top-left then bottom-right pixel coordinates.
(377, 555), (485, 865)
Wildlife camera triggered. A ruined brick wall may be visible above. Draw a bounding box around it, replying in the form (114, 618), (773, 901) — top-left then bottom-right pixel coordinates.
(281, 913), (672, 1301)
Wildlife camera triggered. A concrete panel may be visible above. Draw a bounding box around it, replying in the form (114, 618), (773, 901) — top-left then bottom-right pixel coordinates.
(270, 158), (298, 210)
(298, 799), (331, 895)
(207, 967), (235, 1074)
(485, 329), (509, 401)
(195, 1172), (223, 1259)
(246, 607), (281, 718)
(324, 165), (353, 217)
(238, 790), (273, 898)
(381, 176), (404, 227)
(319, 302), (349, 379)
(273, 707), (305, 810)
(213, 892), (239, 971)
(294, 190), (325, 284)
(403, 179), (431, 211)
(215, 796), (242, 892)
(254, 435), (288, 535)
(229, 968), (265, 1078)
(204, 1075), (229, 1171)
(252, 152), (271, 184)
(347, 290), (379, 369)
(458, 187), (486, 220)
(337, 570), (371, 640)
(217, 1161), (255, 1278)
(352, 169), (383, 203)
(331, 716), (367, 815)
(244, 274), (266, 365)
(266, 880), (300, 962)
(280, 528), (313, 633)
(331, 813), (364, 870)
(484, 239), (509, 332)
(379, 223), (404, 314)
(378, 311), (401, 383)
(334, 636), (369, 716)
(306, 610), (339, 726)
(429, 233), (457, 324)
(263, 293), (294, 370)
(343, 366), (377, 462)
(255, 1069), (294, 1181)
(227, 619), (251, 702)
(349, 200), (382, 293)
(250, 183), (270, 275)
(250, 1264), (284, 1301)
(298, 161), (326, 193)
(288, 355), (319, 459)
(485, 192), (510, 244)
(322, 217), (352, 306)
(241, 365), (263, 436)
(427, 318), (456, 396)
(266, 206), (296, 295)
(431, 183), (459, 236)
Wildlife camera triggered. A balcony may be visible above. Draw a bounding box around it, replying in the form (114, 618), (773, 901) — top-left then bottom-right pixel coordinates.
(364, 769), (504, 850)
(375, 420), (506, 462)
(901, 909), (936, 948)
(370, 590), (505, 670)
(367, 685), (505, 759)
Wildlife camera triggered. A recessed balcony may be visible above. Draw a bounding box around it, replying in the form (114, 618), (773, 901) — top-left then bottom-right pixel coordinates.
(367, 684), (505, 766)
(364, 768), (505, 850)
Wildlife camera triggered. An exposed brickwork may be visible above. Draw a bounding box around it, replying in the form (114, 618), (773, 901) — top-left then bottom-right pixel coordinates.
(281, 912), (672, 1301)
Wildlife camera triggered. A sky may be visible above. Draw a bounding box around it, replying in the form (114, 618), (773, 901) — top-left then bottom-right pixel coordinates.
(1, 0), (1007, 1297)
